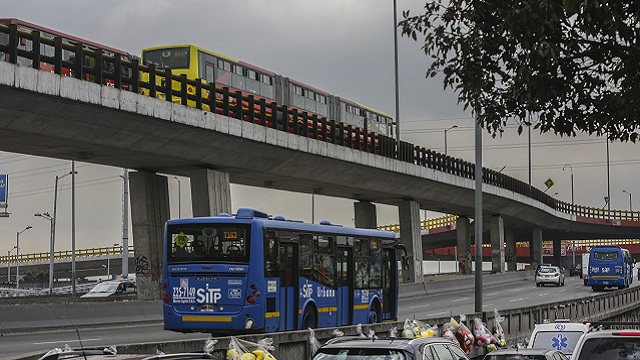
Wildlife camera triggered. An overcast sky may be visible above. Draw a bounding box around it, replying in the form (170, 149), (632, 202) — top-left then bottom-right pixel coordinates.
(1, 1), (638, 255)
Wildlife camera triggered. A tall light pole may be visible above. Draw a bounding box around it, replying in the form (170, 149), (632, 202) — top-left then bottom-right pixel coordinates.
(444, 125), (458, 156)
(623, 190), (633, 212)
(563, 164), (575, 266)
(71, 161), (77, 296)
(34, 212), (54, 294)
(606, 137), (611, 220)
(120, 169), (130, 278)
(49, 170), (75, 294)
(563, 164), (574, 206)
(106, 243), (119, 280)
(7, 247), (16, 284)
(392, 0), (401, 154)
(16, 225), (32, 289)
(174, 176), (181, 218)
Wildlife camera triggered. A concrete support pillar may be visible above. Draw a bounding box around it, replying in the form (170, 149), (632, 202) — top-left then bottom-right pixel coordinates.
(552, 238), (562, 267)
(489, 215), (505, 273)
(456, 216), (472, 275)
(354, 201), (377, 229)
(505, 224), (517, 272)
(129, 171), (170, 300)
(531, 228), (543, 267)
(189, 168), (232, 217)
(399, 200), (422, 283)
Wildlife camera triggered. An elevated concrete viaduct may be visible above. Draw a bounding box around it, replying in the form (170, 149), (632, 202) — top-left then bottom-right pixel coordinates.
(1, 61), (639, 298)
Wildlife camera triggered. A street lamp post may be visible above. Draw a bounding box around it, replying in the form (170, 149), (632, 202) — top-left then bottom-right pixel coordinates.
(444, 125), (458, 156)
(7, 247), (16, 284)
(623, 190), (633, 212)
(563, 163), (575, 266)
(106, 243), (118, 280)
(34, 212), (54, 294)
(16, 225), (32, 289)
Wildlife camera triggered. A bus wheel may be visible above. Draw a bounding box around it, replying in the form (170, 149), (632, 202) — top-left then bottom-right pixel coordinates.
(368, 302), (381, 324)
(302, 306), (317, 329)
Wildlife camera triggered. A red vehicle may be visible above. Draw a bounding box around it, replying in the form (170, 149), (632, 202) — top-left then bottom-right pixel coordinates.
(0, 18), (135, 87)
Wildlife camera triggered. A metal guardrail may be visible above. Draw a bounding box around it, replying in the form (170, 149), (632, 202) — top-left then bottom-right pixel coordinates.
(0, 246), (135, 265)
(1, 23), (639, 226)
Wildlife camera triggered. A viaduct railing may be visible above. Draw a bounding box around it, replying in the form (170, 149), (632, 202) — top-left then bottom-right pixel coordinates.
(1, 23), (639, 226)
(0, 246), (135, 265)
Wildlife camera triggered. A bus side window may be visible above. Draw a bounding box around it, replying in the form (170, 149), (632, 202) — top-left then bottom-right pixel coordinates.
(264, 231), (279, 277)
(354, 238), (370, 289)
(299, 234), (313, 279)
(315, 236), (335, 287)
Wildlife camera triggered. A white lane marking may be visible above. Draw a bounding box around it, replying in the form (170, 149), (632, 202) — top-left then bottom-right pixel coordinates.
(409, 303), (431, 309)
(451, 297), (469, 303)
(509, 297), (524, 302)
(538, 292), (549, 296)
(483, 304), (494, 308)
(34, 338), (102, 345)
(427, 311), (450, 317)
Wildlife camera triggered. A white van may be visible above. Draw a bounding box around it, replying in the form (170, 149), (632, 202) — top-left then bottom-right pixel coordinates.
(527, 320), (591, 359)
(581, 253), (589, 285)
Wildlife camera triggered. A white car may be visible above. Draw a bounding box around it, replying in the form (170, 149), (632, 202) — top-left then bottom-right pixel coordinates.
(527, 321), (591, 358)
(571, 325), (640, 360)
(80, 279), (137, 298)
(536, 266), (565, 287)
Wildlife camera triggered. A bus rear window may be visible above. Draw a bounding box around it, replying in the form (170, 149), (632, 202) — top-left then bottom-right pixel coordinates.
(167, 224), (249, 264)
(143, 47), (190, 69)
(594, 252), (619, 260)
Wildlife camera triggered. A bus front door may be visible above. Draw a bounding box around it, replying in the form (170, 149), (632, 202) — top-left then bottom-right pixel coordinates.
(279, 242), (299, 331)
(337, 246), (354, 326)
(382, 247), (398, 320)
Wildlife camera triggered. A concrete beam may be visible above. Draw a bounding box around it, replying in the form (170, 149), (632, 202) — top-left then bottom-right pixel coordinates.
(354, 201), (377, 229)
(129, 171), (169, 300)
(456, 216), (472, 275)
(399, 200), (422, 283)
(552, 238), (562, 266)
(189, 168), (232, 217)
(490, 215), (505, 273)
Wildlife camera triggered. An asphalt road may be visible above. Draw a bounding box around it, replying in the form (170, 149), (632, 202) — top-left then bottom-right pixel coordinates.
(2, 275), (634, 359)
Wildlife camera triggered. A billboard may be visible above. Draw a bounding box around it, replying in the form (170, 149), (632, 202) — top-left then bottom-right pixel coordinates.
(0, 174), (6, 205)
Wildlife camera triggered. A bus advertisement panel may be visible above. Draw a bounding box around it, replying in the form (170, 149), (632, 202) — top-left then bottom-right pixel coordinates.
(162, 208), (400, 333)
(587, 245), (633, 291)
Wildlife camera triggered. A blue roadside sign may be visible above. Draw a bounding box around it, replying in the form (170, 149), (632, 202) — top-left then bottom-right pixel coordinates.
(0, 174), (7, 204)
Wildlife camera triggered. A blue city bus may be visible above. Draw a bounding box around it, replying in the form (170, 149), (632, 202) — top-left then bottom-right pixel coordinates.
(162, 208), (400, 333)
(587, 245), (634, 291)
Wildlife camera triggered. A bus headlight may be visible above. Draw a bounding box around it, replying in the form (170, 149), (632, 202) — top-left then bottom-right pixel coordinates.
(245, 318), (255, 329)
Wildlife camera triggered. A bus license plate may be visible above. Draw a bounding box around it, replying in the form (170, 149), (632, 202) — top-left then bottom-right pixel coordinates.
(201, 305), (214, 312)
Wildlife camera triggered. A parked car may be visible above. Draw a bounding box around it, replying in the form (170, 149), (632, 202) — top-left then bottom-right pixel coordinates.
(536, 266), (565, 287)
(483, 348), (569, 360)
(312, 336), (470, 360)
(527, 320), (591, 358)
(571, 323), (640, 360)
(569, 264), (581, 277)
(80, 279), (137, 298)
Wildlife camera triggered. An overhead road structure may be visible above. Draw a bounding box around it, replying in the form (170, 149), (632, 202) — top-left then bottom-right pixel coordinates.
(0, 23), (639, 296)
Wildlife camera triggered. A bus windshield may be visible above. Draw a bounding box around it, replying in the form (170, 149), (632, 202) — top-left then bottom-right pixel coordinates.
(594, 251), (619, 260)
(167, 223), (250, 264)
(143, 47), (190, 69)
